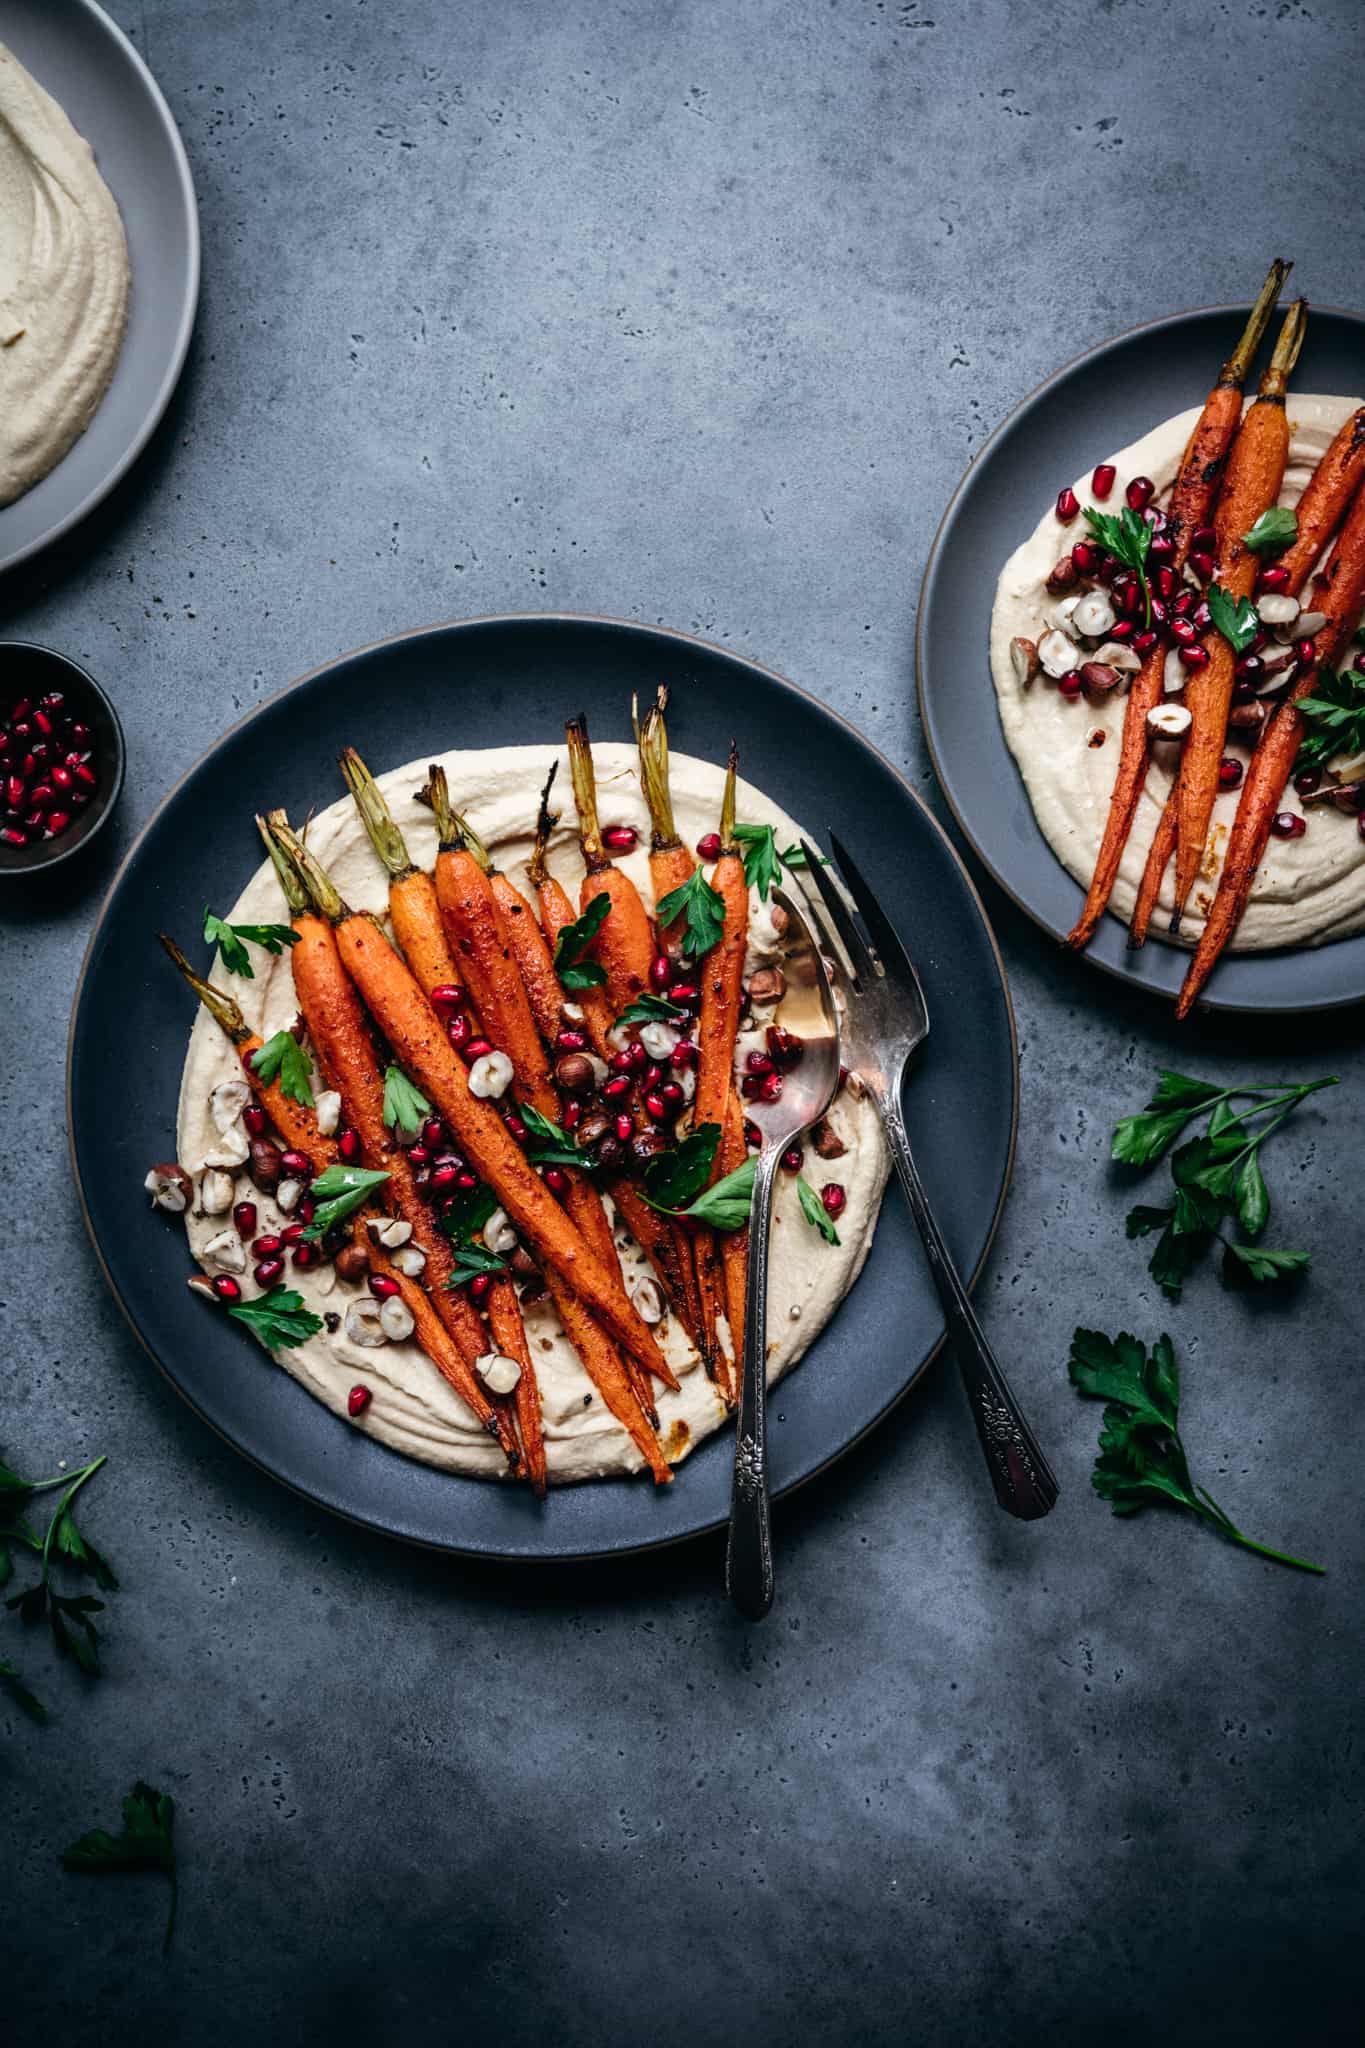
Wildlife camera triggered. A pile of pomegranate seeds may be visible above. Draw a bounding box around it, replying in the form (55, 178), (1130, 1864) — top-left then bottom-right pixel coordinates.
(0, 689), (98, 848)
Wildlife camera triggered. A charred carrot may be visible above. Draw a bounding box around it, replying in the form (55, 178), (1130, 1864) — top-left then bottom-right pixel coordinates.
(1066, 258), (1292, 950)
(268, 822), (674, 1387)
(718, 1088), (749, 1348)
(1275, 405), (1365, 594)
(1176, 478), (1365, 1015)
(159, 932), (516, 1461)
(565, 714), (654, 1007)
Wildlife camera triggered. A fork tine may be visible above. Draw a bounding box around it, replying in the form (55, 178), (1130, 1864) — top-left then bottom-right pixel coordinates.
(794, 877), (852, 995)
(827, 831), (921, 992)
(799, 837), (876, 985)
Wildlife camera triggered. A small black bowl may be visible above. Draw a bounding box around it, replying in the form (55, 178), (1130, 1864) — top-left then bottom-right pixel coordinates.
(0, 643), (126, 877)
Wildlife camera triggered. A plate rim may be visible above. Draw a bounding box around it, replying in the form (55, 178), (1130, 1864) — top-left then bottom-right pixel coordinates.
(0, 0), (202, 575)
(67, 610), (1020, 1561)
(916, 298), (1365, 1018)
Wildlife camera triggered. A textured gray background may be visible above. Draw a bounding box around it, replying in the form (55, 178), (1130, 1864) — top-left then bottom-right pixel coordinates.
(3, 1), (1362, 2041)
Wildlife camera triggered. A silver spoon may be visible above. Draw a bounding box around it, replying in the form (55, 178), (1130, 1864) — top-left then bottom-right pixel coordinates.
(726, 885), (841, 1620)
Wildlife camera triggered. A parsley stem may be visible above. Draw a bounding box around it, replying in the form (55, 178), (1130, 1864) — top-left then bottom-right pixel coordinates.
(37, 1457), (106, 1584)
(1194, 1485), (1323, 1575)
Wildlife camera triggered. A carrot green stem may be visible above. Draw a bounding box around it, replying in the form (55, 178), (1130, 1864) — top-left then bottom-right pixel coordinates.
(1260, 296), (1308, 399)
(159, 933), (250, 1044)
(718, 742), (739, 852)
(635, 685), (680, 850)
(255, 810), (311, 915)
(528, 761), (559, 888)
(339, 748), (415, 880)
(565, 714), (607, 871)
(265, 813), (349, 924)
(1221, 258), (1292, 386)
(447, 802), (493, 874)
(414, 763), (462, 851)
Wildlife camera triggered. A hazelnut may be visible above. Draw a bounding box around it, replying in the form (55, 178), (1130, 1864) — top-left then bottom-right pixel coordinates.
(747, 967), (786, 1005)
(1046, 556), (1077, 593)
(1072, 590), (1117, 638)
(630, 1130), (667, 1166)
(510, 1246), (540, 1279)
(1147, 703), (1192, 742)
(1229, 700), (1269, 733)
(248, 1137), (283, 1191)
(554, 1052), (597, 1095)
(769, 901), (789, 935)
(1080, 661), (1122, 696)
(811, 1118), (847, 1161)
(145, 1162), (192, 1213)
(1008, 636), (1039, 689)
(595, 1134), (625, 1170)
(576, 1111), (612, 1150)
(1038, 628), (1078, 680)
(334, 1243), (370, 1284)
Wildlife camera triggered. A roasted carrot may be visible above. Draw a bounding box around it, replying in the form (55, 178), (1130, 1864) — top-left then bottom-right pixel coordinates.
(1164, 299), (1306, 930)
(1275, 405), (1365, 594)
(1066, 258), (1292, 950)
(268, 822), (675, 1388)
(635, 685), (696, 924)
(1176, 478), (1365, 1016)
(159, 933), (517, 1462)
(565, 714), (654, 1007)
(718, 1087), (749, 1349)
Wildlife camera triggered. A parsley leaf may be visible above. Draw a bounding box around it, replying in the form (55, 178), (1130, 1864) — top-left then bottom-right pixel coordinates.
(1069, 1327), (1322, 1572)
(445, 1242), (508, 1287)
(437, 1182), (497, 1244)
(654, 866), (726, 959)
(227, 1286), (325, 1349)
(642, 1124), (723, 1211)
(519, 1103), (587, 1170)
(3, 1453), (116, 1682)
(202, 908), (298, 979)
(1082, 504), (1153, 625)
(302, 1164), (391, 1241)
(1242, 506), (1298, 554)
(616, 992), (686, 1027)
(0, 1655), (46, 1724)
(678, 1157), (756, 1231)
(553, 893), (611, 990)
(1222, 1242), (1311, 1286)
(1297, 667), (1365, 770)
(777, 842), (829, 871)
(1207, 582), (1260, 655)
(733, 823), (781, 902)
(797, 1174), (840, 1245)
(382, 1064), (430, 1139)
(62, 1780), (179, 1952)
(249, 1030), (314, 1107)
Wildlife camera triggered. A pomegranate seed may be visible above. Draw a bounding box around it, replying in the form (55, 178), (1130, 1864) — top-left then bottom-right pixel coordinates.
(1147, 533), (1176, 564)
(555, 1027), (587, 1052)
(370, 1273), (400, 1299)
(1091, 463), (1116, 499)
(277, 1149), (307, 1179)
(1190, 550), (1216, 583)
(648, 954), (673, 991)
(604, 1074), (633, 1100)
(695, 831), (722, 862)
(1106, 620), (1136, 643)
(613, 1112), (634, 1143)
(744, 1119), (762, 1149)
(429, 983), (464, 1014)
(254, 1256), (286, 1286)
(1270, 811), (1306, 840)
(10, 699), (30, 722)
(447, 1014), (471, 1049)
(1192, 601), (1212, 632)
(421, 1116), (445, 1150)
(1096, 553), (1119, 585)
(1179, 644), (1210, 670)
(1294, 637), (1317, 667)
(461, 1037), (493, 1065)
(1171, 590), (1195, 617)
(469, 1272), (492, 1303)
(741, 1073), (763, 1101)
(746, 1050), (774, 1075)
(1355, 652), (1365, 677)
(627, 1041), (648, 1070)
(609, 1048), (634, 1073)
(768, 1029), (802, 1072)
(603, 823), (638, 853)
(28, 782), (54, 809)
(1070, 540), (1100, 577)
(253, 1233), (285, 1257)
(562, 1097), (583, 1130)
(1154, 565), (1178, 600)
(1234, 654), (1263, 681)
(32, 709), (53, 737)
(233, 1200), (258, 1237)
(1218, 758), (1244, 791)
(1294, 768), (1321, 797)
(780, 1144), (803, 1173)
(643, 1064), (664, 1091)
(44, 812), (73, 838)
(297, 1197), (316, 1226)
(455, 1170), (479, 1191)
(543, 1166), (569, 1196)
(503, 1112), (528, 1144)
(669, 1041), (698, 1069)
(1169, 617), (1198, 645)
(644, 1091), (666, 1121)
(1, 828), (25, 847)
(50, 763), (75, 794)
(1125, 476), (1154, 511)
(211, 1274), (242, 1302)
(239, 1103), (265, 1139)
(281, 1222), (308, 1244)
(39, 690), (64, 711)
(660, 1080), (683, 1110)
(407, 1144), (431, 1168)
(348, 1384), (372, 1417)
(10, 721), (29, 743)
(291, 1242), (320, 1269)
(1058, 671), (1083, 699)
(1258, 564), (1291, 592)
(1055, 486), (1080, 523)
(759, 1072), (783, 1103)
(5, 775), (25, 810)
(820, 1183), (847, 1219)
(1133, 630), (1159, 655)
(1116, 581), (1144, 618)
(668, 982), (699, 1007)
(429, 1162), (461, 1191)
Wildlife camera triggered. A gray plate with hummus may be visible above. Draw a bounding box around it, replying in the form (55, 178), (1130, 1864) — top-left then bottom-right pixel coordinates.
(68, 615), (1018, 1561)
(0, 0), (198, 574)
(919, 304), (1365, 1015)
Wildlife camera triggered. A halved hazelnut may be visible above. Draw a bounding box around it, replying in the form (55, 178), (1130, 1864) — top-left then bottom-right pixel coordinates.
(145, 1163), (192, 1213)
(344, 1297), (388, 1347)
(1093, 640), (1142, 673)
(208, 1079), (251, 1135)
(315, 1089), (343, 1137)
(1009, 636), (1039, 689)
(1147, 703), (1192, 741)
(747, 966), (786, 1005)
(1256, 592), (1300, 626)
(203, 1229), (247, 1274)
(200, 1168), (235, 1216)
(1162, 648), (1187, 696)
(475, 1351), (522, 1395)
(1072, 590), (1117, 638)
(468, 1050), (514, 1100)
(391, 1245), (427, 1278)
(484, 1207), (518, 1256)
(379, 1296), (416, 1341)
(367, 1216), (412, 1250)
(275, 1177), (303, 1215)
(630, 1276), (665, 1325)
(1038, 628), (1078, 680)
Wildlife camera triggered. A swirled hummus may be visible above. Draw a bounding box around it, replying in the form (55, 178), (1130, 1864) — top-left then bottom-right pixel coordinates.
(0, 43), (130, 505)
(174, 744), (889, 1485)
(990, 394), (1365, 948)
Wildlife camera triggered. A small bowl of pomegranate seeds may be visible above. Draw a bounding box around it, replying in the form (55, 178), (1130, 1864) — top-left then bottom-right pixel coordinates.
(0, 644), (125, 877)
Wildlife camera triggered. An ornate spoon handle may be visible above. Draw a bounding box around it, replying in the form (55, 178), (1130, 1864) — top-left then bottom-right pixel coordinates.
(881, 1092), (1058, 1521)
(726, 1146), (781, 1618)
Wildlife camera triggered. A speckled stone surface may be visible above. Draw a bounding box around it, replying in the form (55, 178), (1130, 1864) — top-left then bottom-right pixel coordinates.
(4, 1), (1363, 2040)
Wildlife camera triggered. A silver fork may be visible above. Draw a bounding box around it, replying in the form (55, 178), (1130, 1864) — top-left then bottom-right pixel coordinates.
(798, 833), (1057, 1522)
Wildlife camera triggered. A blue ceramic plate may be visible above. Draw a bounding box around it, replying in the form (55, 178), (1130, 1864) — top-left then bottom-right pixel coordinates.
(918, 303), (1365, 1015)
(69, 616), (1017, 1559)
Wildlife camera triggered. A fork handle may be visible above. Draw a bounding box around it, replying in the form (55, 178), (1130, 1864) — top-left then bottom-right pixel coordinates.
(880, 1094), (1058, 1521)
(726, 1147), (780, 1619)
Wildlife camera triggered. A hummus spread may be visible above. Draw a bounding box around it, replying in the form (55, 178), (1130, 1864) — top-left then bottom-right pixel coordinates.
(0, 43), (130, 506)
(990, 395), (1365, 948)
(175, 744), (889, 1485)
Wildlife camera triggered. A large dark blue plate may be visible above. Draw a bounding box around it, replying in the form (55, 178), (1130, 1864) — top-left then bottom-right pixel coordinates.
(68, 616), (1017, 1559)
(918, 304), (1365, 1015)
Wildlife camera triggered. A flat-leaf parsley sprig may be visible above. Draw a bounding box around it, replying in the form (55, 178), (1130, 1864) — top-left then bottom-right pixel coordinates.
(1082, 504), (1153, 626)
(62, 1780), (179, 1952)
(1069, 1328), (1322, 1574)
(2, 1449), (118, 1704)
(1113, 1069), (1336, 1300)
